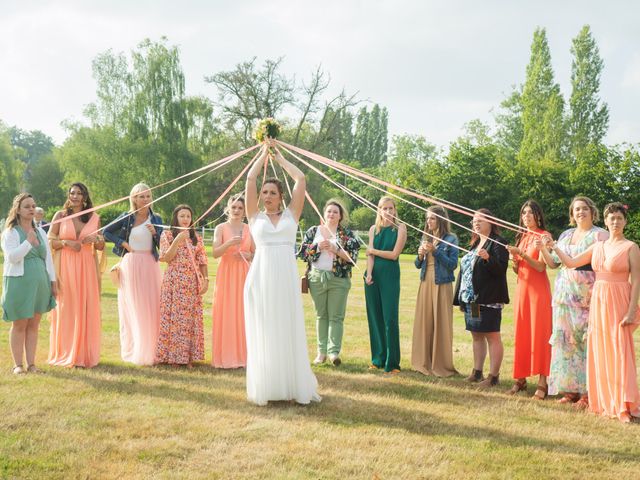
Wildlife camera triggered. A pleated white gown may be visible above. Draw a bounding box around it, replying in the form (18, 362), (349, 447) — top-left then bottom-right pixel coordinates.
(244, 209), (321, 406)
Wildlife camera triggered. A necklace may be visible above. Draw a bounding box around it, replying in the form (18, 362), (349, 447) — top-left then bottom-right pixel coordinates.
(265, 210), (283, 216)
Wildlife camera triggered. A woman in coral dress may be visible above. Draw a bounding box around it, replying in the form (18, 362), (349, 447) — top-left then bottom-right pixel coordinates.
(506, 200), (553, 399)
(551, 202), (640, 423)
(156, 205), (208, 367)
(48, 183), (105, 368)
(211, 194), (254, 368)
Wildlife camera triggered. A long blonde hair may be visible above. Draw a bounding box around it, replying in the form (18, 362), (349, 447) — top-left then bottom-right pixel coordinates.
(4, 193), (35, 231)
(374, 196), (398, 234)
(129, 183), (152, 212)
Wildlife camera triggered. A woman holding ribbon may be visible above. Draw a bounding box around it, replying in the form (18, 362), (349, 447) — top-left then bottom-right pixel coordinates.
(243, 143), (321, 406)
(299, 198), (360, 367)
(103, 183), (163, 366)
(211, 194), (254, 368)
(48, 182), (105, 368)
(156, 204), (208, 367)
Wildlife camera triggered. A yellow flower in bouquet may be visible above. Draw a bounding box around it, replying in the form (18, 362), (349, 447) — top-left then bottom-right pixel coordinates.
(254, 118), (281, 142)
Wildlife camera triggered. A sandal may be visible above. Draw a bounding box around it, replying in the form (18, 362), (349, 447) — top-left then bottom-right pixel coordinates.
(573, 396), (589, 411)
(477, 374), (499, 389)
(466, 369), (484, 383)
(384, 369), (401, 376)
(532, 384), (548, 400)
(557, 393), (579, 404)
(27, 365), (41, 374)
(368, 364), (380, 370)
(12, 365), (26, 375)
(508, 378), (527, 395)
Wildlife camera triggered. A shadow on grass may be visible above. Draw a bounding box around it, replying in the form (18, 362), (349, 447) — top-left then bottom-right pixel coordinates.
(42, 361), (640, 465)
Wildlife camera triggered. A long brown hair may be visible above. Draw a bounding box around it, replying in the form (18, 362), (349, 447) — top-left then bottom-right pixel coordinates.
(64, 182), (94, 223)
(170, 204), (197, 246)
(424, 205), (452, 242)
(516, 199), (546, 245)
(4, 193), (36, 231)
(470, 208), (501, 247)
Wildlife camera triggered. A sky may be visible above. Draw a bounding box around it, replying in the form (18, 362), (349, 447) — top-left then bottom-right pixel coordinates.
(1, 0), (639, 147)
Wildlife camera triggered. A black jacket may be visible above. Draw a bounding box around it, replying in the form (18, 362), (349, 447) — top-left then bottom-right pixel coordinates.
(453, 233), (509, 306)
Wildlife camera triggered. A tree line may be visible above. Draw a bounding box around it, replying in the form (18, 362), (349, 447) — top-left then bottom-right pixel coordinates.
(1, 26), (638, 248)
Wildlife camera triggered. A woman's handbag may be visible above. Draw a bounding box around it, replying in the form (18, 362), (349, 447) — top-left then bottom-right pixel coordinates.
(301, 274), (309, 294)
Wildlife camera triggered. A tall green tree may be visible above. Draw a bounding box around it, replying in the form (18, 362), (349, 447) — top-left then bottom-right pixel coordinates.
(519, 28), (566, 166)
(568, 25), (609, 161)
(0, 123), (25, 213)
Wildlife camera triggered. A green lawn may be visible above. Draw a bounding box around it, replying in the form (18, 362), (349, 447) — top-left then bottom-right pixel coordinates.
(1, 250), (640, 479)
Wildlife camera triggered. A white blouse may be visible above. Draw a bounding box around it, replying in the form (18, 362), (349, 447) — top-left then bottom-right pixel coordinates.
(311, 228), (337, 271)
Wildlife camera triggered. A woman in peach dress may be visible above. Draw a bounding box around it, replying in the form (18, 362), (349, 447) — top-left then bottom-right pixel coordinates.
(211, 194), (254, 368)
(550, 202), (640, 423)
(48, 183), (105, 368)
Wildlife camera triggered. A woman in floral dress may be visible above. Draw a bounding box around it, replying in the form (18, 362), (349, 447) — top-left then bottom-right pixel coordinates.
(537, 197), (607, 407)
(156, 205), (208, 367)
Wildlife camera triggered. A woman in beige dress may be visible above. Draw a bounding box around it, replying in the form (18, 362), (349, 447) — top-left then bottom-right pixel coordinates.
(411, 206), (459, 377)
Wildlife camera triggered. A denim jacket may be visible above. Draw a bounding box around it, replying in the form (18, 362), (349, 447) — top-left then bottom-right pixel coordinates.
(414, 232), (459, 284)
(103, 210), (163, 261)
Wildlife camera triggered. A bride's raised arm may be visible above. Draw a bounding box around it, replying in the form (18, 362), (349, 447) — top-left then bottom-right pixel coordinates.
(273, 146), (305, 222)
(245, 145), (268, 221)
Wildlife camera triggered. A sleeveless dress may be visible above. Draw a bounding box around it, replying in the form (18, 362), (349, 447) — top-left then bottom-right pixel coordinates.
(364, 226), (401, 372)
(243, 209), (321, 406)
(512, 229), (553, 379)
(212, 223), (251, 368)
(2, 227), (55, 321)
(156, 231), (207, 365)
(587, 240), (640, 419)
(48, 214), (102, 367)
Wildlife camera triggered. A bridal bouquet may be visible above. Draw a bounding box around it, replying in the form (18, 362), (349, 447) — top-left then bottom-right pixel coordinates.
(254, 117), (281, 142)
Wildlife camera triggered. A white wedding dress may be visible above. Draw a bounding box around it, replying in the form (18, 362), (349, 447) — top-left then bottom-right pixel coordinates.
(244, 209), (321, 406)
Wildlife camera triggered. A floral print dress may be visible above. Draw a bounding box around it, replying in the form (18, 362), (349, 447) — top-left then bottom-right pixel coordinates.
(156, 231), (208, 364)
(548, 226), (608, 395)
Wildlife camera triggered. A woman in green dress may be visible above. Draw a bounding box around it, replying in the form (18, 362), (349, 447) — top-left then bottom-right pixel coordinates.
(1, 193), (57, 374)
(364, 196), (407, 374)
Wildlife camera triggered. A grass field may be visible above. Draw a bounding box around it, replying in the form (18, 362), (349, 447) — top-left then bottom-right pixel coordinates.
(1, 249), (640, 479)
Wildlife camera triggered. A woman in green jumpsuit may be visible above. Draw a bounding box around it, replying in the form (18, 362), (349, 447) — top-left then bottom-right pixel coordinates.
(364, 196), (407, 373)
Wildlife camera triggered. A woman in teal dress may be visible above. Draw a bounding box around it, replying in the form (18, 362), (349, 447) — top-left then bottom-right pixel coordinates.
(1, 193), (57, 374)
(364, 196), (407, 373)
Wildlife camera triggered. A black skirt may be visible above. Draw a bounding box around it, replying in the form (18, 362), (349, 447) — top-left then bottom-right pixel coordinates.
(463, 303), (502, 333)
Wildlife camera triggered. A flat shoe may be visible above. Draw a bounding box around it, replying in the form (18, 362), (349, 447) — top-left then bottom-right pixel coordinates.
(329, 355), (341, 367)
(368, 364), (379, 370)
(27, 365), (42, 374)
(313, 354), (327, 365)
(12, 365), (25, 375)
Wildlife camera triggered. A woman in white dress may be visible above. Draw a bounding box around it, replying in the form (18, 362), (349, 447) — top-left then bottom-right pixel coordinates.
(243, 143), (321, 406)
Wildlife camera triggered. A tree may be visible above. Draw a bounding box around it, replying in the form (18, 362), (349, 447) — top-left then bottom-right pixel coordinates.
(205, 57), (295, 143)
(0, 123), (25, 213)
(568, 25), (609, 161)
(519, 28), (566, 166)
(29, 153), (65, 211)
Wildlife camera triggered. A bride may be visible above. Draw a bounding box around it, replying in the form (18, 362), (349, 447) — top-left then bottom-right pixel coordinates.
(243, 142), (321, 406)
